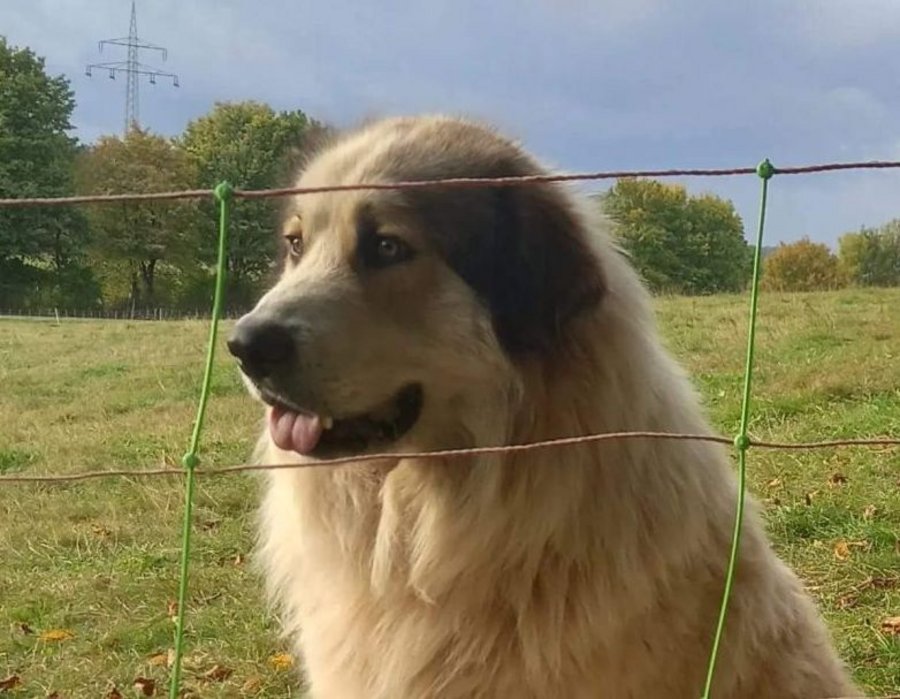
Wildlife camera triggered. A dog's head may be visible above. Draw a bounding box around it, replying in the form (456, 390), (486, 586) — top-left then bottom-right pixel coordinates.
(228, 116), (605, 459)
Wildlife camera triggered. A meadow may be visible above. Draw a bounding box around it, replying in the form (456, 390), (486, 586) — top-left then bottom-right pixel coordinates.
(1, 288), (899, 697)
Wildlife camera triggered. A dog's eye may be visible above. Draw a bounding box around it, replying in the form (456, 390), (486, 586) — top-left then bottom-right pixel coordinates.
(367, 234), (414, 268)
(285, 235), (303, 259)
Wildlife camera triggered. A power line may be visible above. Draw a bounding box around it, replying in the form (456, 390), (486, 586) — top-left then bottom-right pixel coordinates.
(85, 0), (180, 135)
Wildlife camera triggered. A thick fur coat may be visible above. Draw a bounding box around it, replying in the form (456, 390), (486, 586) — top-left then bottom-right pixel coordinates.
(230, 116), (859, 698)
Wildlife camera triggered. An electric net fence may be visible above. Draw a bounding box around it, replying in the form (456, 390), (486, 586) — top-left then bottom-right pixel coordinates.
(2, 158), (900, 699)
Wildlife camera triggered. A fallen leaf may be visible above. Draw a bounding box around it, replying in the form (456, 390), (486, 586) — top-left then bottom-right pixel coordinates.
(91, 523), (112, 538)
(39, 629), (74, 642)
(881, 617), (900, 635)
(836, 594), (858, 610)
(863, 504), (878, 520)
(766, 477), (782, 489)
(147, 653), (168, 667)
(868, 576), (900, 590)
(833, 539), (870, 561)
(241, 675), (263, 693)
(0, 675), (22, 691)
(268, 652), (294, 671)
(828, 473), (848, 487)
(104, 688), (123, 699)
(833, 541), (851, 561)
(202, 664), (232, 682)
(46, 692), (61, 698)
(133, 677), (156, 696)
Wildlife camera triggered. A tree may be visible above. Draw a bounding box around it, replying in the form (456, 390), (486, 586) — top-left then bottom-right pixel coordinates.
(75, 128), (197, 306)
(838, 221), (900, 287)
(599, 179), (752, 294)
(181, 101), (325, 305)
(761, 237), (844, 292)
(0, 38), (94, 306)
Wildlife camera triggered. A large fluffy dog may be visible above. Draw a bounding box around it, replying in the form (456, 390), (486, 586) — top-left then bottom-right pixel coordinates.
(227, 116), (859, 698)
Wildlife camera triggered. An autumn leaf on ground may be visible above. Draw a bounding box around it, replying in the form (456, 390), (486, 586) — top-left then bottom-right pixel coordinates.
(836, 594), (858, 610)
(104, 687), (123, 699)
(833, 540), (851, 561)
(0, 675), (22, 691)
(202, 664), (232, 682)
(833, 540), (869, 560)
(881, 617), (900, 635)
(39, 629), (74, 642)
(241, 675), (263, 693)
(868, 576), (900, 590)
(148, 652), (170, 667)
(133, 677), (156, 696)
(46, 692), (61, 698)
(268, 652), (294, 671)
(91, 523), (112, 538)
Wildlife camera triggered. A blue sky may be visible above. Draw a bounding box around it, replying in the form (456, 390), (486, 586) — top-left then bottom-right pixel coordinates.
(6, 0), (900, 247)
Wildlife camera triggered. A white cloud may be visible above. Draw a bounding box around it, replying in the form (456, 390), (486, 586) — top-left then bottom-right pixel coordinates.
(4, 0), (900, 245)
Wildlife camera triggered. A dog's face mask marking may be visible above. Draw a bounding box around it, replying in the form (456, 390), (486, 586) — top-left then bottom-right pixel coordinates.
(228, 117), (604, 458)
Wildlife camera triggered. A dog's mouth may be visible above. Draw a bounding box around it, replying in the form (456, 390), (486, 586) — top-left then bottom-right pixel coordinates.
(260, 383), (424, 459)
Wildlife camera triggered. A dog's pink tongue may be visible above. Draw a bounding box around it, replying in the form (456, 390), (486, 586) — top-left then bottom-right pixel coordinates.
(269, 405), (323, 455)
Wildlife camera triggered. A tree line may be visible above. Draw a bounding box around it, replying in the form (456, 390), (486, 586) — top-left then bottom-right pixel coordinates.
(600, 179), (900, 294)
(2, 38), (898, 313)
(760, 224), (900, 292)
(1, 38), (328, 312)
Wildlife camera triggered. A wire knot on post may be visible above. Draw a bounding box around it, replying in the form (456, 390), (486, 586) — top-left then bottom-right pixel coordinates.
(756, 159), (776, 181)
(733, 434), (751, 452)
(213, 180), (234, 204)
(181, 452), (200, 470)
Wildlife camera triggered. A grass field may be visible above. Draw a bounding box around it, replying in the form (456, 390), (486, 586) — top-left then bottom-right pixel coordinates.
(2, 288), (899, 697)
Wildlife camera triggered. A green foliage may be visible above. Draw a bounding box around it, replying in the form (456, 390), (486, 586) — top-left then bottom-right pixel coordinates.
(75, 128), (198, 306)
(599, 179), (752, 294)
(181, 101), (324, 305)
(838, 220), (900, 287)
(761, 237), (845, 292)
(0, 37), (96, 307)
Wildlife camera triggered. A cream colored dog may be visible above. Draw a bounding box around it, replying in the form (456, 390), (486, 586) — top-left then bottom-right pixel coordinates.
(227, 115), (860, 698)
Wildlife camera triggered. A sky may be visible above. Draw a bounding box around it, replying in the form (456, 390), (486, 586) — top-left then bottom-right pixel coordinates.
(6, 0), (900, 247)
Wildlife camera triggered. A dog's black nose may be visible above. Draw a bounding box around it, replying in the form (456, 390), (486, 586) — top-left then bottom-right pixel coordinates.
(227, 317), (295, 380)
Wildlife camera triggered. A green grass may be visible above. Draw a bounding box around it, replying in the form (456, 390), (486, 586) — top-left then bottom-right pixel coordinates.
(2, 288), (900, 697)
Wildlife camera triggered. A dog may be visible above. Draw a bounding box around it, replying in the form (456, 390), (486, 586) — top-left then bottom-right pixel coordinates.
(227, 115), (860, 698)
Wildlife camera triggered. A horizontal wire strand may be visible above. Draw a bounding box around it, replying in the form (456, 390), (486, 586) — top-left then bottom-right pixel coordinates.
(1, 159), (900, 207)
(2, 433), (898, 484)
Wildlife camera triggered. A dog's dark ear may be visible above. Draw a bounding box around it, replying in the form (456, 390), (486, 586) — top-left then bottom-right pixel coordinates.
(450, 185), (605, 355)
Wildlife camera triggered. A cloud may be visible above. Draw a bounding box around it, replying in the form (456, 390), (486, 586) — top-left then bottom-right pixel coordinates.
(4, 0), (900, 245)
